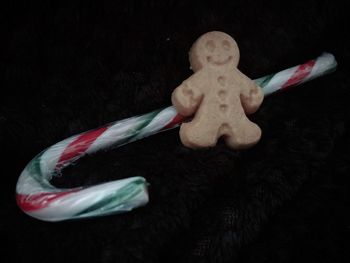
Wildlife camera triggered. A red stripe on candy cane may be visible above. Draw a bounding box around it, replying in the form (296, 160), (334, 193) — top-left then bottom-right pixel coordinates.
(162, 114), (186, 130)
(56, 126), (109, 169)
(16, 191), (77, 211)
(282, 60), (316, 89)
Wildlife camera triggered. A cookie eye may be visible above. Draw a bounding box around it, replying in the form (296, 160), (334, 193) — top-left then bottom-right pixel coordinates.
(222, 40), (231, 50)
(205, 40), (215, 52)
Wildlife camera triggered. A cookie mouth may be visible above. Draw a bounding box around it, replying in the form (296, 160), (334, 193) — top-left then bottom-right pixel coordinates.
(207, 56), (233, 65)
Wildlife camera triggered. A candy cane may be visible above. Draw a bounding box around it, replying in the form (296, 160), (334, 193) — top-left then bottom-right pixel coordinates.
(16, 52), (337, 222)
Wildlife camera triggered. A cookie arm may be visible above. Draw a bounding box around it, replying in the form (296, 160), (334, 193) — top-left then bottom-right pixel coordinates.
(239, 76), (264, 115)
(171, 76), (203, 116)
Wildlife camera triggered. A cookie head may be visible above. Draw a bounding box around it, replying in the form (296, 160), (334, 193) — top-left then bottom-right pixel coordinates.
(189, 31), (240, 72)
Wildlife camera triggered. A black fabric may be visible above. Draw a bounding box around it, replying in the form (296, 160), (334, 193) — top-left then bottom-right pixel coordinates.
(1, 1), (350, 262)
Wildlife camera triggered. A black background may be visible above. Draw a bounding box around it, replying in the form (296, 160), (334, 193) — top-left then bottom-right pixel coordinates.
(1, 1), (350, 262)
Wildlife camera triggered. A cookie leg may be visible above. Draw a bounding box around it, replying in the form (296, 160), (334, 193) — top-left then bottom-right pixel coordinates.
(179, 121), (219, 148)
(224, 119), (261, 149)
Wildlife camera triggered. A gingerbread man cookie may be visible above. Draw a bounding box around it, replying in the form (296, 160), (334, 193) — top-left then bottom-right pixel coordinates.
(171, 31), (263, 149)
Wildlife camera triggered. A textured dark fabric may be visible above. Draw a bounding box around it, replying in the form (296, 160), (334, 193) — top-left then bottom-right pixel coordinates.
(1, 1), (350, 262)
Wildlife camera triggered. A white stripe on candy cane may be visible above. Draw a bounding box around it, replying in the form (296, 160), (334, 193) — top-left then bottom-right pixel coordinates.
(40, 135), (80, 178)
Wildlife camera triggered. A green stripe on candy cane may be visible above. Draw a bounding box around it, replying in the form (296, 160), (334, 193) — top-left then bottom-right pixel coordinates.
(74, 178), (145, 217)
(16, 52), (337, 222)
